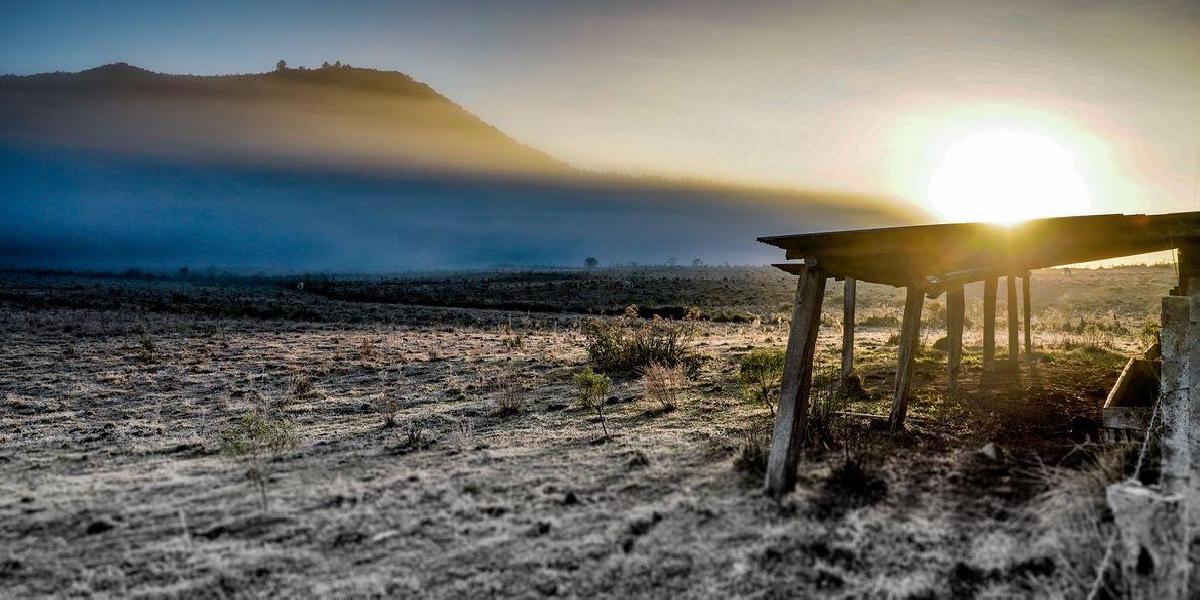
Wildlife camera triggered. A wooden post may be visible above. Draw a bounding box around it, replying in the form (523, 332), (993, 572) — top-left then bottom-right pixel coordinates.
(840, 277), (856, 387)
(1022, 272), (1032, 357)
(765, 267), (826, 496)
(983, 276), (997, 368)
(1007, 275), (1019, 362)
(1160, 294), (1194, 497)
(889, 284), (924, 432)
(947, 284), (965, 387)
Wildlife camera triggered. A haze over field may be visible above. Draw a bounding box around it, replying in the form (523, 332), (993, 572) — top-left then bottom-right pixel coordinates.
(0, 64), (916, 270)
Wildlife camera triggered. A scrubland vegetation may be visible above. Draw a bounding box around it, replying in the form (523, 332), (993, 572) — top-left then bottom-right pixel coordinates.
(0, 265), (1180, 597)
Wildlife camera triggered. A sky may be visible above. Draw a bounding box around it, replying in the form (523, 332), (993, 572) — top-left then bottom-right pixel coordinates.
(1, 0), (1199, 220)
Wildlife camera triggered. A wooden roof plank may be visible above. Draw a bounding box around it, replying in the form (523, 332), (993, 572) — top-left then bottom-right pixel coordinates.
(765, 211), (1200, 286)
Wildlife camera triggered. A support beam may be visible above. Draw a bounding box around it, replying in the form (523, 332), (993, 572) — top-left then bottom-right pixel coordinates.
(765, 267), (826, 496)
(946, 284), (965, 387)
(1007, 275), (1019, 362)
(889, 284), (925, 432)
(840, 277), (856, 388)
(1179, 246), (1200, 296)
(983, 276), (997, 368)
(1022, 272), (1032, 357)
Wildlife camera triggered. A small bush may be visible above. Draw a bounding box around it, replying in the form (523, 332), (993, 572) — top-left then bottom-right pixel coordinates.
(859, 314), (900, 328)
(733, 428), (770, 476)
(375, 394), (403, 428)
(640, 361), (687, 412)
(573, 367), (613, 441)
(500, 323), (524, 350)
(806, 367), (848, 449)
(738, 348), (787, 415)
(492, 372), (525, 416)
(449, 419), (475, 451)
(286, 371), (316, 401)
(136, 335), (157, 363)
(818, 457), (888, 513)
(401, 423), (431, 450)
(219, 412), (298, 512)
(581, 305), (698, 373)
(358, 337), (374, 359)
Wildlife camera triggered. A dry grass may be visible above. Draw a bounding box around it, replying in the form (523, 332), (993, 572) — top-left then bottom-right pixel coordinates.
(0, 266), (1185, 597)
(492, 370), (525, 416)
(640, 362), (688, 412)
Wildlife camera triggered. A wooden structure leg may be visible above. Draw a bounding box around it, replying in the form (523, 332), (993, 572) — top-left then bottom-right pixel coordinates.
(1007, 275), (1019, 362)
(1022, 272), (1032, 357)
(983, 276), (997, 368)
(889, 285), (924, 432)
(840, 277), (856, 387)
(765, 267), (826, 496)
(947, 284), (965, 387)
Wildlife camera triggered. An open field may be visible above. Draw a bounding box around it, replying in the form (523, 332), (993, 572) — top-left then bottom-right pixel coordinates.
(0, 265), (1180, 597)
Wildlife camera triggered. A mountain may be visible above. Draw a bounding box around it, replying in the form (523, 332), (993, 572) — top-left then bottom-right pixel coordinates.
(0, 64), (922, 271)
(0, 63), (566, 177)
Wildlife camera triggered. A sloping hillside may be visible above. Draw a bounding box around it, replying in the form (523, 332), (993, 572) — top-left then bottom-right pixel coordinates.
(0, 63), (565, 176)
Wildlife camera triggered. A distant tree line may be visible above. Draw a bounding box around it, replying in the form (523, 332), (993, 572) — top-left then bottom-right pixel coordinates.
(275, 59), (354, 72)
(582, 257), (706, 268)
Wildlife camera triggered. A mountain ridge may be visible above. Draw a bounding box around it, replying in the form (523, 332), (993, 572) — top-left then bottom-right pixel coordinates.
(0, 62), (568, 176)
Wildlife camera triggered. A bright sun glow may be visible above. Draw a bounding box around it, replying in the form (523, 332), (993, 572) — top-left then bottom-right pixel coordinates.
(928, 130), (1092, 224)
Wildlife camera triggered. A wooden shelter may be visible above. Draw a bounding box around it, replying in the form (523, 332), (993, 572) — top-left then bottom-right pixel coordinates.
(758, 211), (1200, 496)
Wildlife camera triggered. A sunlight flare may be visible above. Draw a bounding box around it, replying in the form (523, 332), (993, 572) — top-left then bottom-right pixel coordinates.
(928, 130), (1092, 224)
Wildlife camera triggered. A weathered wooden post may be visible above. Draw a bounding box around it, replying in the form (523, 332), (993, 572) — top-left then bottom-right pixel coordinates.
(765, 266), (826, 496)
(1167, 248), (1200, 518)
(946, 284), (965, 387)
(1160, 292), (1195, 500)
(840, 277), (856, 389)
(983, 276), (997, 368)
(1006, 275), (1019, 362)
(1021, 271), (1032, 357)
(888, 284), (924, 431)
(1106, 283), (1195, 599)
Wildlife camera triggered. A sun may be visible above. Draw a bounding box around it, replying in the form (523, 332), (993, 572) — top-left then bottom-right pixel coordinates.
(928, 130), (1091, 224)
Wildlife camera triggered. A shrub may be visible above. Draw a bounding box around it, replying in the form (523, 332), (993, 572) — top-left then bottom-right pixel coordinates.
(573, 367), (613, 441)
(500, 323), (524, 350)
(640, 361), (687, 412)
(817, 457), (888, 514)
(136, 335), (157, 363)
(581, 305), (698, 373)
(492, 372), (525, 416)
(733, 428), (770, 476)
(286, 371), (316, 401)
(219, 412), (298, 512)
(806, 366), (848, 449)
(375, 394), (403, 428)
(401, 423), (431, 450)
(738, 348), (787, 415)
(449, 419), (475, 451)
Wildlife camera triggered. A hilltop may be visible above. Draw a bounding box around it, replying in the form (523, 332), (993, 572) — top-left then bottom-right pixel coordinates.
(0, 63), (566, 176)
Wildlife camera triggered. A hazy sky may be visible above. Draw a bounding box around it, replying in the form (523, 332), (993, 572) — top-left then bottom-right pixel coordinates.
(2, 0), (1198, 217)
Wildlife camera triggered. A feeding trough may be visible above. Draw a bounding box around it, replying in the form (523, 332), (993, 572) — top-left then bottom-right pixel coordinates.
(1102, 343), (1161, 442)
